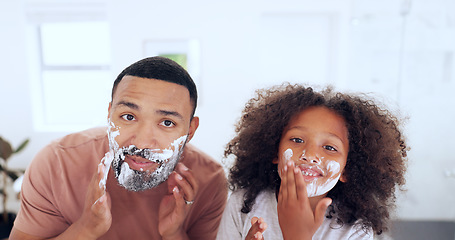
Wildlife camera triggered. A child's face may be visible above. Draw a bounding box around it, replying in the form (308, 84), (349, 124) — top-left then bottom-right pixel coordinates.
(274, 106), (349, 197)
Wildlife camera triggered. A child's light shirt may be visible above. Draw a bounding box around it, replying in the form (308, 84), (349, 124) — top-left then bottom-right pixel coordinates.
(216, 189), (374, 240)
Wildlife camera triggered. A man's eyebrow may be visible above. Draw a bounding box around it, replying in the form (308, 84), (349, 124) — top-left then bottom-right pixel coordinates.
(157, 110), (184, 120)
(116, 101), (139, 110)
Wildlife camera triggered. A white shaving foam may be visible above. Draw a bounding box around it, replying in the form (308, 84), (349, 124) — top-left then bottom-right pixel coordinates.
(282, 148), (342, 197)
(99, 119), (119, 190)
(305, 161), (341, 197)
(283, 149), (293, 165)
(117, 135), (188, 189)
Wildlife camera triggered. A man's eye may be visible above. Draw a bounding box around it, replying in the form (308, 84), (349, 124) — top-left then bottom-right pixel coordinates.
(324, 145), (337, 151)
(291, 138), (303, 143)
(160, 120), (175, 127)
(121, 114), (135, 121)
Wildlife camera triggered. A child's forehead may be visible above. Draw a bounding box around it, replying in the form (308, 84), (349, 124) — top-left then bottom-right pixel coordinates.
(284, 106), (349, 138)
(290, 106), (342, 123)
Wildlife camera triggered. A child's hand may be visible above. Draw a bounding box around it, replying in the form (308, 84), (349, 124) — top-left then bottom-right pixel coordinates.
(245, 217), (267, 240)
(277, 161), (332, 240)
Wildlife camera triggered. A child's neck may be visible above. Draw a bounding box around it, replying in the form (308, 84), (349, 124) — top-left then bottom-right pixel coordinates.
(275, 187), (328, 212)
(309, 195), (327, 212)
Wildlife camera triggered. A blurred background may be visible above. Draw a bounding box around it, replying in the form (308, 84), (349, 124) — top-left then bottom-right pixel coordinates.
(1, 0), (454, 239)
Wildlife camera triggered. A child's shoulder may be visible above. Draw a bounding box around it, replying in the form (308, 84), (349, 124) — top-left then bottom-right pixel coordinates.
(228, 189), (277, 212)
(229, 188), (275, 202)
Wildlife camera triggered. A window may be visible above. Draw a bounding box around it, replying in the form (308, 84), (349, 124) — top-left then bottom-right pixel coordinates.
(30, 21), (112, 132)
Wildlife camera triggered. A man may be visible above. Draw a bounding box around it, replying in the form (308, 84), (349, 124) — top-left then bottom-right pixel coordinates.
(10, 56), (228, 239)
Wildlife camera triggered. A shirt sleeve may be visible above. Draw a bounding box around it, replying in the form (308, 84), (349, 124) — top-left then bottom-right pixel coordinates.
(186, 164), (229, 240)
(13, 144), (69, 238)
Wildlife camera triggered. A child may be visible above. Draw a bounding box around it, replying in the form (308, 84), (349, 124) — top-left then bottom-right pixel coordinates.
(216, 83), (408, 240)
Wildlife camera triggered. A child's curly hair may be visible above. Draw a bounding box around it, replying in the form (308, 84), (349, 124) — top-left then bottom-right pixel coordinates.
(225, 83), (408, 235)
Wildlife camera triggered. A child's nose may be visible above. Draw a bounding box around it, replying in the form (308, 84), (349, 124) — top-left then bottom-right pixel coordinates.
(301, 149), (321, 164)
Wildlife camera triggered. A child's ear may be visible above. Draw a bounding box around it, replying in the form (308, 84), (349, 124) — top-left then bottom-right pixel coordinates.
(340, 171), (347, 183)
(272, 157), (279, 164)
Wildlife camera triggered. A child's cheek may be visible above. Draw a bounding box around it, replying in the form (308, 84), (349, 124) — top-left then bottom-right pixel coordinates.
(278, 148), (294, 178)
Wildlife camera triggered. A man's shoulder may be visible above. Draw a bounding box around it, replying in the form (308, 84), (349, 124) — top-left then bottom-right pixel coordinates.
(182, 144), (223, 170)
(181, 144), (227, 188)
(33, 127), (108, 167)
(55, 127), (108, 149)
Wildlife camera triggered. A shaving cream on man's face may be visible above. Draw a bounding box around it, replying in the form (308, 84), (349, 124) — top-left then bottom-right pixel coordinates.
(104, 119), (187, 191)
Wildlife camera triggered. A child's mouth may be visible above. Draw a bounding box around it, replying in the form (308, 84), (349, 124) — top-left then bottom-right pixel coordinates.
(299, 165), (325, 181)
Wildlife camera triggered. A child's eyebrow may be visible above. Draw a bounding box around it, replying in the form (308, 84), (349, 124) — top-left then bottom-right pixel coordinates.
(288, 126), (347, 143)
(326, 132), (347, 144)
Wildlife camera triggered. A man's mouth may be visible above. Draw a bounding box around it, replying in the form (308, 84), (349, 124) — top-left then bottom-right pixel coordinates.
(125, 155), (160, 172)
(117, 145), (173, 172)
(122, 145), (172, 164)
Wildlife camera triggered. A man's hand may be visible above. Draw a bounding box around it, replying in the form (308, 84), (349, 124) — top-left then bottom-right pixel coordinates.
(158, 163), (199, 240)
(245, 217), (267, 240)
(73, 164), (112, 239)
(277, 161), (331, 240)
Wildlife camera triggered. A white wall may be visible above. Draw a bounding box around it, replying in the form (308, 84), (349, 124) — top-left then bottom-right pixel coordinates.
(1, 0), (454, 221)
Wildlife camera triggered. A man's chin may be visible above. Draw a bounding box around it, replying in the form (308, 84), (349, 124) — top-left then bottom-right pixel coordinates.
(114, 162), (170, 191)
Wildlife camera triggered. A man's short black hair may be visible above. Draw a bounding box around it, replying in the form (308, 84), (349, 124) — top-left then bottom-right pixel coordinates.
(111, 56), (198, 116)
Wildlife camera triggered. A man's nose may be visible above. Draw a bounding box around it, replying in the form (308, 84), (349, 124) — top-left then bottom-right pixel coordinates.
(132, 123), (160, 149)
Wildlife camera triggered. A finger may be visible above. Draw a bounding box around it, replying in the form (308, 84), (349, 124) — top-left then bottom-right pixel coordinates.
(167, 171), (178, 193)
(176, 164), (198, 201)
(285, 161), (297, 201)
(172, 186), (186, 213)
(293, 165), (308, 201)
(177, 163), (198, 191)
(278, 163), (288, 204)
(246, 217), (262, 240)
(254, 231), (263, 240)
(174, 172), (194, 204)
(257, 217), (267, 233)
(314, 197), (332, 227)
(251, 217), (259, 225)
(92, 193), (109, 217)
(92, 165), (107, 200)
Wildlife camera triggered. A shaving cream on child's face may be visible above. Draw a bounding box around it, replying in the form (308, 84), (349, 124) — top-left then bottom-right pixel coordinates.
(281, 148), (342, 197)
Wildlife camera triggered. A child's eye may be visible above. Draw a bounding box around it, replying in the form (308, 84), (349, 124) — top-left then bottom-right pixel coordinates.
(324, 145), (337, 151)
(291, 138), (304, 143)
(121, 114), (135, 121)
(160, 120), (175, 128)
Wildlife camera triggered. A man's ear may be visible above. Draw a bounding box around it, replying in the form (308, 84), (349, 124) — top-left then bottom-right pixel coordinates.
(107, 102), (112, 120)
(186, 116), (199, 142)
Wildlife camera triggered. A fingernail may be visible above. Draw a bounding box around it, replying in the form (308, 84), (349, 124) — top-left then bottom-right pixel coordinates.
(294, 168), (299, 174)
(173, 186), (179, 193)
(99, 194), (105, 203)
(284, 165), (287, 171)
(181, 164), (189, 171)
(176, 174), (183, 181)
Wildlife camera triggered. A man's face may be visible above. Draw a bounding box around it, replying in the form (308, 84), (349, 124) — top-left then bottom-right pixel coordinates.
(107, 76), (199, 191)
